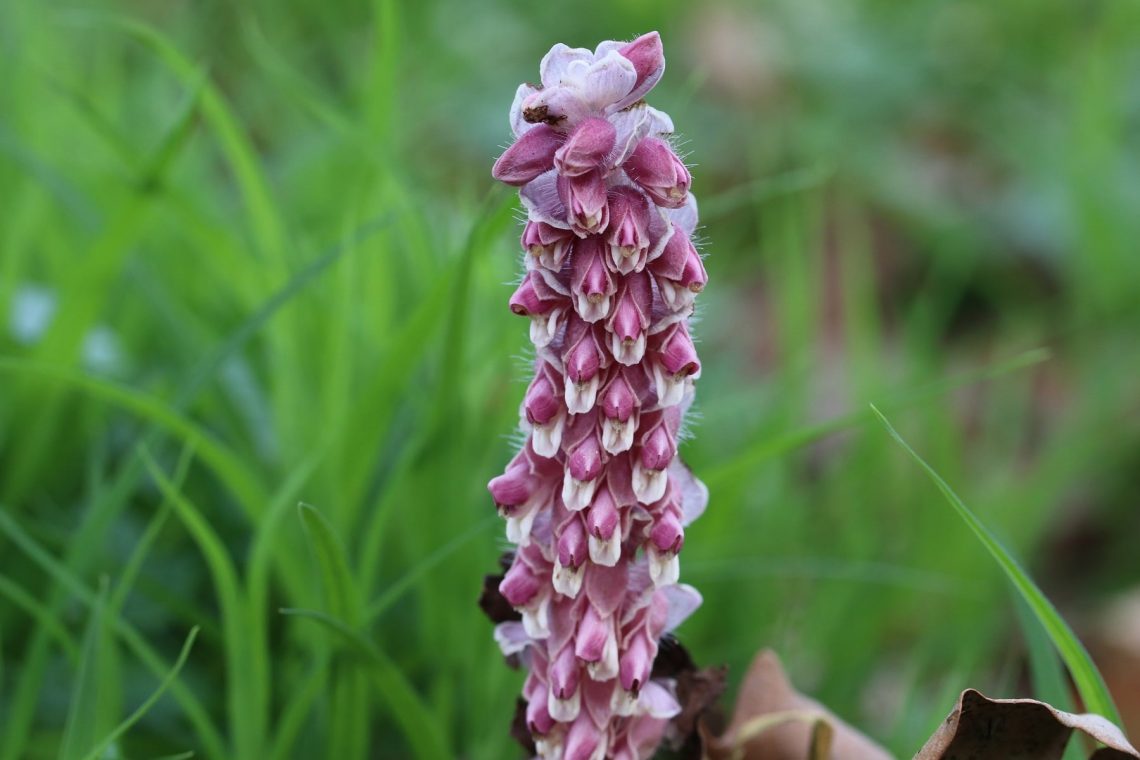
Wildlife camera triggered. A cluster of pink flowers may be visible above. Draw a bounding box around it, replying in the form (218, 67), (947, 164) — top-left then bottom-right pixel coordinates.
(487, 32), (709, 760)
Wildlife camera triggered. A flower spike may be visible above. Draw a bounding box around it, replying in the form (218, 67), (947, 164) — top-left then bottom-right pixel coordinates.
(487, 32), (709, 759)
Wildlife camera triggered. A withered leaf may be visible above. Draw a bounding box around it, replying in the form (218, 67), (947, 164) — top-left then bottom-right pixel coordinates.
(510, 696), (537, 755)
(702, 649), (895, 760)
(915, 689), (1139, 760)
(478, 553), (521, 626)
(655, 634), (699, 679)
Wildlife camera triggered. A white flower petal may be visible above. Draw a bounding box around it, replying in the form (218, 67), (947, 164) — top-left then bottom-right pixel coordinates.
(564, 374), (600, 415)
(588, 533), (621, 567)
(541, 43), (595, 88)
(552, 557), (584, 598)
(669, 460), (709, 526)
(607, 104), (651, 168)
(669, 193), (699, 237)
(648, 547), (680, 587)
(493, 621), (531, 656)
(562, 469), (598, 511)
(582, 51), (638, 112)
(662, 583), (703, 631)
(646, 105), (675, 136)
(632, 461), (668, 504)
(639, 680), (682, 719)
(520, 170), (571, 230)
(548, 686), (581, 723)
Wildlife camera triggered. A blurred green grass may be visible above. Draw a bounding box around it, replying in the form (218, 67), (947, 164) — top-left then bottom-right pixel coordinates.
(1, 0), (1138, 757)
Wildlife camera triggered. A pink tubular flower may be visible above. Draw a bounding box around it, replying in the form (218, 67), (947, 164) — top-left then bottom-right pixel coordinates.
(488, 32), (709, 759)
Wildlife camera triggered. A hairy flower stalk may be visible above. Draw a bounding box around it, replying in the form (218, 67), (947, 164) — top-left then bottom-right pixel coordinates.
(488, 32), (709, 759)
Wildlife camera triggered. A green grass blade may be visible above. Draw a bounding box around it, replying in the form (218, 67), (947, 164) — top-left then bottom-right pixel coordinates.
(0, 359), (266, 521)
(870, 405), (1120, 723)
(266, 656), (330, 760)
(110, 441), (196, 614)
(298, 503), (361, 626)
(0, 574), (80, 663)
(1013, 595), (1084, 760)
(1014, 593), (1074, 710)
(86, 12), (287, 269)
(706, 348), (1050, 489)
(79, 627), (200, 760)
(0, 508), (225, 759)
(297, 503), (367, 758)
(60, 578), (119, 760)
(142, 451), (265, 758)
(364, 516), (496, 623)
(279, 608), (449, 760)
(175, 214), (393, 409)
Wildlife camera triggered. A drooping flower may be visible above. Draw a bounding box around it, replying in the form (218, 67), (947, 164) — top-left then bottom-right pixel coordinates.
(487, 32), (710, 759)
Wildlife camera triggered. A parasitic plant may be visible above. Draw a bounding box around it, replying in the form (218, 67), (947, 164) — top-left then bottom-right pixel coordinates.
(487, 32), (709, 759)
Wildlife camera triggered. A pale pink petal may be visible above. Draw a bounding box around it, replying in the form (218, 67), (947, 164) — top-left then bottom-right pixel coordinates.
(669, 193), (699, 237)
(638, 679), (681, 719)
(645, 105), (675, 136)
(606, 103), (651, 168)
(662, 583), (702, 632)
(579, 51), (638, 112)
(493, 621), (532, 656)
(519, 170), (571, 230)
(668, 459), (708, 525)
(540, 43), (595, 88)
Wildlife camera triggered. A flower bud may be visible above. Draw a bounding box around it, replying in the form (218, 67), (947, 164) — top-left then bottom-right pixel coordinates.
(650, 222), (707, 312)
(574, 603), (611, 662)
(623, 137), (690, 209)
(599, 370), (641, 454)
(555, 117), (617, 177)
(510, 270), (569, 347)
(618, 632), (653, 695)
(527, 693), (556, 737)
(617, 31), (665, 107)
(586, 487), (621, 566)
(570, 235), (615, 323)
(648, 502), (684, 555)
(500, 557), (542, 607)
(606, 271), (651, 366)
(559, 170), (610, 235)
(650, 322), (700, 408)
(549, 644), (582, 721)
(605, 187), (651, 274)
(562, 318), (609, 414)
(564, 711), (606, 760)
(492, 124), (563, 185)
(563, 432), (603, 511)
(522, 220), (575, 271)
(524, 366), (566, 458)
(554, 514), (588, 597)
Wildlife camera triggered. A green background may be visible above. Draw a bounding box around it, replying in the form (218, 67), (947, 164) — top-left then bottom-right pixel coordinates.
(1, 0), (1138, 757)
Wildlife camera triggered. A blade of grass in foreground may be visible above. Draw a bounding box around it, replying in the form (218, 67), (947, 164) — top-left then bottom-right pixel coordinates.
(0, 508), (225, 758)
(705, 347), (1051, 489)
(279, 608), (449, 760)
(142, 451), (265, 759)
(870, 404), (1120, 724)
(1014, 594), (1085, 760)
(79, 627), (199, 760)
(59, 578), (118, 760)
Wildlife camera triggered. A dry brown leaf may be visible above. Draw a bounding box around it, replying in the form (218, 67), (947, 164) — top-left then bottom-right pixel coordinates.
(701, 649), (896, 760)
(914, 689), (1140, 760)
